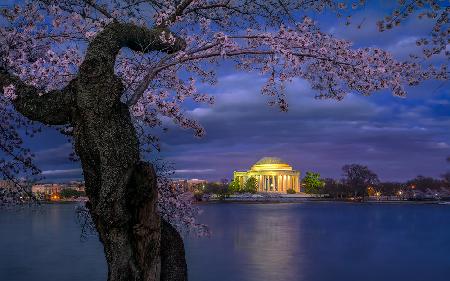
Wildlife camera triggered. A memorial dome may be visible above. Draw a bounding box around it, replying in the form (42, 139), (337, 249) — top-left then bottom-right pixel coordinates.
(251, 157), (292, 171)
(255, 157), (285, 165)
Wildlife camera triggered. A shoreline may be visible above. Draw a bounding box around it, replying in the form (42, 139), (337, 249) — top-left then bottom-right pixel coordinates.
(197, 197), (450, 205)
(37, 196), (450, 205)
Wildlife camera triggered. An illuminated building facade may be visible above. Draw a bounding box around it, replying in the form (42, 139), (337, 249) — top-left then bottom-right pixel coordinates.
(172, 178), (208, 192)
(234, 157), (300, 193)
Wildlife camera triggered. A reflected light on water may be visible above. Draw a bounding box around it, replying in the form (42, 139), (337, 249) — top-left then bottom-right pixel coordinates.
(237, 205), (306, 281)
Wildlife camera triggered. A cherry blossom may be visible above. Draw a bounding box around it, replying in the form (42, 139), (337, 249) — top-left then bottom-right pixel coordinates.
(2, 84), (16, 100)
(376, 0), (449, 59)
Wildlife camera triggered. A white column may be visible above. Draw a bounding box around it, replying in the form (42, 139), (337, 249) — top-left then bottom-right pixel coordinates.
(280, 175), (283, 192)
(260, 175), (263, 191)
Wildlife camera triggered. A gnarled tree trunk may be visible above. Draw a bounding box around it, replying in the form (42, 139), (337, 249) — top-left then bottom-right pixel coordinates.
(1, 21), (188, 281)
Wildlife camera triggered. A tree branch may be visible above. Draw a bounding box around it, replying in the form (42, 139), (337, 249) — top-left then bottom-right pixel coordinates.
(80, 21), (186, 79)
(80, 0), (114, 19)
(160, 0), (195, 27)
(0, 68), (75, 125)
(126, 45), (355, 106)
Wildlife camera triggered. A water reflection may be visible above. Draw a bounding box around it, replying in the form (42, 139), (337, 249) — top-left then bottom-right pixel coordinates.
(186, 202), (450, 281)
(0, 204), (107, 281)
(238, 205), (305, 281)
(184, 203), (307, 281)
(1, 202), (450, 281)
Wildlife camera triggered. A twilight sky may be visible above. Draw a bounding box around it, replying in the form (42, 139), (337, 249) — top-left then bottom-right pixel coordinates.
(20, 2), (449, 183)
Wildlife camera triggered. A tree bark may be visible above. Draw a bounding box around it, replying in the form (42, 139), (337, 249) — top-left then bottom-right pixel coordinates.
(72, 95), (187, 281)
(161, 220), (188, 281)
(3, 21), (188, 281)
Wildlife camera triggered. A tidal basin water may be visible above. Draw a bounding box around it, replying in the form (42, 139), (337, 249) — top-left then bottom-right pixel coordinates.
(1, 202), (450, 281)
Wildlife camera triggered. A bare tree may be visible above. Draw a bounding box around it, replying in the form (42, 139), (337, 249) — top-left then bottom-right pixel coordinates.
(342, 164), (379, 201)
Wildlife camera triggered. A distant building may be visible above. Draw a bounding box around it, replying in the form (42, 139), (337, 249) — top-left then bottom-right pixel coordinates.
(172, 178), (208, 192)
(171, 179), (188, 191)
(31, 181), (85, 194)
(0, 180), (14, 189)
(31, 184), (63, 195)
(234, 157), (301, 193)
(187, 179), (207, 191)
(65, 181), (86, 192)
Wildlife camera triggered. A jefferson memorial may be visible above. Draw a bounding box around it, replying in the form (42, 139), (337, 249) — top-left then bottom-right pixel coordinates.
(234, 157), (301, 193)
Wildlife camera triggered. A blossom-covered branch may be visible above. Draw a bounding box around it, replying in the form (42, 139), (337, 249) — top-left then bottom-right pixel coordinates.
(377, 0), (449, 59)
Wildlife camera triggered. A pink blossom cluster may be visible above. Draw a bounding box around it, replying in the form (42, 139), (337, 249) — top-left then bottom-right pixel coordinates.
(154, 160), (209, 236)
(376, 0), (449, 59)
(2, 84), (16, 100)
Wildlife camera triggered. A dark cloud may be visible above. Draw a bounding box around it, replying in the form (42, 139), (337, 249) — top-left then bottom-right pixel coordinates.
(33, 141), (82, 182)
(34, 143), (74, 166)
(159, 73), (450, 182)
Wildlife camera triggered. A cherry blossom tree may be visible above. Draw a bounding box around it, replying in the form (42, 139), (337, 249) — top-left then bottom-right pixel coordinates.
(0, 1), (447, 281)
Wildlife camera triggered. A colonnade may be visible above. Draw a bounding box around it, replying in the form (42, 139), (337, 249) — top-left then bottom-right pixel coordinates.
(256, 174), (298, 192)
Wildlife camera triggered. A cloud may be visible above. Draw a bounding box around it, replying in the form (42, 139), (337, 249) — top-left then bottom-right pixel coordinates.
(40, 168), (83, 182)
(159, 71), (450, 182)
(174, 169), (215, 174)
(34, 143), (74, 166)
(42, 168), (82, 176)
(431, 142), (450, 149)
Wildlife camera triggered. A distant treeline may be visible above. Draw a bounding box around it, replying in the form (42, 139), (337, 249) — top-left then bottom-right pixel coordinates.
(322, 175), (450, 199)
(192, 163), (450, 201)
(303, 163), (450, 200)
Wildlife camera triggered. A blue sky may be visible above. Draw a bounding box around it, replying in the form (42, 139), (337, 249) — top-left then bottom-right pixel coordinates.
(13, 1), (449, 182)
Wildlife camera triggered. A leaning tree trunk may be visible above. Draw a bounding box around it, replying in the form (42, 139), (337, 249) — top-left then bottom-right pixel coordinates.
(1, 21), (188, 281)
(72, 103), (187, 281)
(71, 22), (188, 281)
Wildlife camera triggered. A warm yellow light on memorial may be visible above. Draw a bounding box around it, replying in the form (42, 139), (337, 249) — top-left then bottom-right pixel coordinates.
(233, 157), (300, 193)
